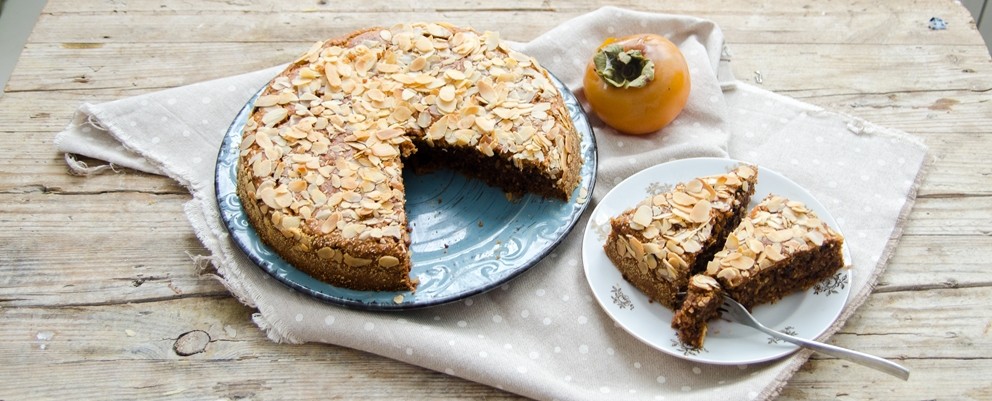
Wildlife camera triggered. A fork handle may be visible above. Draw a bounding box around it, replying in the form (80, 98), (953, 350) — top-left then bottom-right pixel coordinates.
(756, 325), (910, 380)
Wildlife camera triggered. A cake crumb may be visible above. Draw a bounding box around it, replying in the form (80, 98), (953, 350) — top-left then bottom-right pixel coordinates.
(478, 220), (484, 227)
(393, 294), (405, 304)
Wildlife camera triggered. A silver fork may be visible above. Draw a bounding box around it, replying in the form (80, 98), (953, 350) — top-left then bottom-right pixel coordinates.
(720, 295), (910, 380)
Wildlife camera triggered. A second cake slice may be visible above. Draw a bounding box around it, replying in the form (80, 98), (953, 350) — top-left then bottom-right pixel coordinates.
(604, 164), (757, 309)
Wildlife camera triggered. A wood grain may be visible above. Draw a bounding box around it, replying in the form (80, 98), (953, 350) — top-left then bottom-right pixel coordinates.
(2, 0), (991, 400)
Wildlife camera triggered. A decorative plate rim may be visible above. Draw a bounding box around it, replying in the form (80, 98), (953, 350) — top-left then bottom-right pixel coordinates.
(215, 72), (597, 311)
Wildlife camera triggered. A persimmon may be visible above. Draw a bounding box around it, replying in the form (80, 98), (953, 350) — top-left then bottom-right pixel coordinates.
(583, 34), (691, 135)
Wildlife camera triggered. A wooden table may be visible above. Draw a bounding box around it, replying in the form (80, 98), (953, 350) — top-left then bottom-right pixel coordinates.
(2, 0), (990, 399)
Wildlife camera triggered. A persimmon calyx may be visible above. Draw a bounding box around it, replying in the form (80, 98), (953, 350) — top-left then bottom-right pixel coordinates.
(592, 44), (655, 89)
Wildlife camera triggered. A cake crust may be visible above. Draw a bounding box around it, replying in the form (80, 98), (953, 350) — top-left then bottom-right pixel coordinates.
(236, 23), (582, 291)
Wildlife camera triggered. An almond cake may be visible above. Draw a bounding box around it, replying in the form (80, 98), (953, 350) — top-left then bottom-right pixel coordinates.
(672, 194), (846, 348)
(603, 164), (757, 309)
(236, 23), (582, 291)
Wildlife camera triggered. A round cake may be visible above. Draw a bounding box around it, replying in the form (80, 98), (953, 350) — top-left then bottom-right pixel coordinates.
(236, 23), (583, 291)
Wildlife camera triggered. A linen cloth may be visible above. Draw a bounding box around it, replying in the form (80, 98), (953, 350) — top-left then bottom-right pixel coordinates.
(55, 7), (928, 401)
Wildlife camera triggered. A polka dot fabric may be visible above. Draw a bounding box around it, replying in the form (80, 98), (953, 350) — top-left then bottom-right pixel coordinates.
(55, 6), (928, 401)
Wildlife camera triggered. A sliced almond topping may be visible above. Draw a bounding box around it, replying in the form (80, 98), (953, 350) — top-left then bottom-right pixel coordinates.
(478, 79), (497, 104)
(252, 159), (272, 178)
(691, 274), (720, 291)
(730, 255), (755, 270)
(681, 239), (702, 254)
(261, 108), (289, 127)
(409, 56), (428, 72)
(717, 267), (741, 284)
(343, 253), (373, 267)
(376, 128), (404, 140)
(445, 69), (466, 81)
(371, 143), (399, 158)
(631, 205), (653, 227)
(672, 191), (696, 206)
(628, 236), (645, 261)
(685, 179), (704, 195)
(287, 180), (307, 193)
(281, 215), (301, 230)
(767, 229), (794, 243)
(255, 95), (279, 107)
(764, 244), (786, 262)
(688, 200), (712, 223)
(805, 230), (826, 246)
(317, 247), (335, 260)
(747, 238), (764, 254)
(438, 85), (456, 102)
(378, 255), (400, 268)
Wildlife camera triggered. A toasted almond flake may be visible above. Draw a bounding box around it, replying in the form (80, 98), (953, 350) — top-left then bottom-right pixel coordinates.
(287, 180), (307, 193)
(685, 179), (704, 195)
(367, 88), (386, 102)
(426, 23), (451, 38)
(317, 247), (335, 260)
(378, 255), (400, 268)
(255, 95), (279, 107)
(415, 36), (433, 53)
(478, 79), (497, 104)
(730, 255), (755, 270)
(672, 191), (696, 206)
(805, 230), (826, 246)
(691, 274), (720, 290)
(371, 143), (398, 157)
(343, 253), (373, 267)
(252, 159), (272, 178)
(631, 205), (653, 227)
(409, 56), (428, 72)
(281, 215), (301, 230)
(445, 69), (466, 81)
(681, 239), (702, 254)
(717, 267), (741, 284)
(416, 110), (433, 128)
(628, 236), (645, 260)
(614, 236), (628, 257)
(767, 229), (794, 243)
(688, 200), (712, 223)
(376, 128), (404, 140)
(439, 85), (456, 102)
(747, 238), (764, 254)
(262, 108), (289, 127)
(764, 244), (786, 262)
(324, 63), (341, 87)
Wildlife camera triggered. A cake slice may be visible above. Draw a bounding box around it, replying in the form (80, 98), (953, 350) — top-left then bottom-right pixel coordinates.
(672, 194), (846, 348)
(671, 274), (724, 349)
(603, 164), (757, 309)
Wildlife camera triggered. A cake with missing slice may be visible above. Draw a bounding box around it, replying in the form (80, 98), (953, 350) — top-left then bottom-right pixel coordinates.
(236, 23), (583, 292)
(603, 164), (757, 309)
(672, 194), (846, 348)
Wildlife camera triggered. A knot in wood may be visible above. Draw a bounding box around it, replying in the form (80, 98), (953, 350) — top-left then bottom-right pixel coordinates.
(173, 330), (210, 356)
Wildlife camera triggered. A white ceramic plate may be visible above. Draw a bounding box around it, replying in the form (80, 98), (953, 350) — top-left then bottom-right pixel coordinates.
(582, 157), (851, 364)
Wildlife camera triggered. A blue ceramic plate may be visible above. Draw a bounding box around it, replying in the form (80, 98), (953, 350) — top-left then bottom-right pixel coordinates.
(215, 74), (597, 310)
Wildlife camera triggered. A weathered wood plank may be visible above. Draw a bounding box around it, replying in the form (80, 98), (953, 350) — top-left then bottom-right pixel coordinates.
(0, 186), (990, 307)
(0, 297), (525, 400)
(23, 7), (984, 47)
(9, 40), (990, 95)
(1, 289), (988, 400)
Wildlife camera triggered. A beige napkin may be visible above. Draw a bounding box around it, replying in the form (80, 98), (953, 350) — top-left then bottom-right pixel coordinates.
(55, 7), (928, 401)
